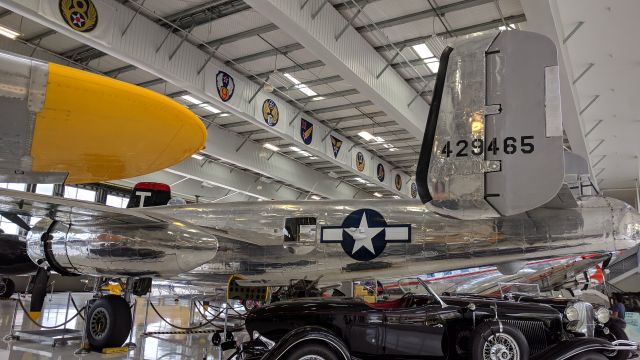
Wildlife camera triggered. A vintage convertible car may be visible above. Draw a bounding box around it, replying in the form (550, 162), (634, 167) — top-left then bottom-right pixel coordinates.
(232, 278), (638, 360)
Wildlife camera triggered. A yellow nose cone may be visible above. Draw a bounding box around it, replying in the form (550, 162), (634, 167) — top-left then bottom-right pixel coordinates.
(31, 63), (206, 184)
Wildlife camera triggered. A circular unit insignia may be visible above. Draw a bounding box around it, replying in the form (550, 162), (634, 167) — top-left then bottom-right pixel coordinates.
(215, 71), (235, 102)
(411, 182), (417, 198)
(262, 99), (279, 127)
(59, 0), (98, 33)
(395, 174), (402, 191)
(376, 163), (385, 182)
(356, 152), (366, 172)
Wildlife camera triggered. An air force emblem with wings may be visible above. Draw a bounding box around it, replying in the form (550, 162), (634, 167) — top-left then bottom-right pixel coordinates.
(321, 208), (411, 261)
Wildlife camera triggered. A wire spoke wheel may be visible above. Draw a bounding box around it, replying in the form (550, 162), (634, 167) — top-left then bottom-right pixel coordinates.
(298, 356), (327, 360)
(483, 333), (520, 360)
(0, 281), (6, 295)
(89, 308), (109, 340)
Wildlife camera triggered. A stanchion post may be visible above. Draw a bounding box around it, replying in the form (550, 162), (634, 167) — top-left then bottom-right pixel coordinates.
(125, 297), (138, 350)
(48, 281), (55, 302)
(142, 292), (151, 337)
(3, 298), (20, 341)
(188, 297), (195, 327)
(74, 299), (91, 355)
(61, 292), (71, 341)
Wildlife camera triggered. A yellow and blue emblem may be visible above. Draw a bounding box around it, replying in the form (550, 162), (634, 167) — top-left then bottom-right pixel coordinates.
(376, 163), (385, 182)
(356, 152), (365, 172)
(300, 118), (313, 145)
(395, 174), (402, 191)
(330, 135), (342, 158)
(216, 71), (235, 102)
(262, 99), (279, 127)
(59, 0), (98, 33)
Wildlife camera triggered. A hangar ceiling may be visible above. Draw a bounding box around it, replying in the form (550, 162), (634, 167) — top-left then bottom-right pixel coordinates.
(0, 0), (528, 203)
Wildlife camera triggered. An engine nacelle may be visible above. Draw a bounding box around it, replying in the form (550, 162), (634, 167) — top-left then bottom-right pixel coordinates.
(26, 217), (218, 278)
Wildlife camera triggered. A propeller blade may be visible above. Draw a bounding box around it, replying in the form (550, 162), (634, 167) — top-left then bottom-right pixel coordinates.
(0, 211), (30, 232)
(28, 267), (49, 320)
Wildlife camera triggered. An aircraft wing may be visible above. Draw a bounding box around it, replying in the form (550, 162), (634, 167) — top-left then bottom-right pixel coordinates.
(0, 188), (161, 226)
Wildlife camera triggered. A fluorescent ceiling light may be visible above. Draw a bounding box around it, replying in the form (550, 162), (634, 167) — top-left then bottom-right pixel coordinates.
(181, 95), (202, 105)
(297, 85), (317, 97)
(283, 73), (301, 85)
(358, 131), (375, 141)
(412, 44), (434, 59)
(383, 143), (394, 148)
(393, 195), (401, 199)
(191, 154), (204, 160)
(310, 195), (321, 200)
(353, 177), (367, 184)
(299, 151), (311, 157)
(0, 25), (20, 39)
(425, 59), (439, 73)
(201, 181), (215, 188)
(263, 143), (280, 151)
(373, 192), (383, 198)
(289, 146), (301, 152)
(199, 104), (221, 113)
(218, 113), (231, 117)
(373, 136), (385, 143)
(388, 148), (399, 152)
(312, 96), (325, 101)
(366, 183), (375, 187)
(309, 156), (318, 160)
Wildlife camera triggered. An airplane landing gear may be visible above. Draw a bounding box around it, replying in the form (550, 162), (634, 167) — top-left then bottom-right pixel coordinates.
(0, 278), (15, 298)
(85, 295), (132, 351)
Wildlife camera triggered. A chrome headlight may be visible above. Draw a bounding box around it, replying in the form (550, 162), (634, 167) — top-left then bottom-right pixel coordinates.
(565, 305), (580, 321)
(595, 306), (610, 324)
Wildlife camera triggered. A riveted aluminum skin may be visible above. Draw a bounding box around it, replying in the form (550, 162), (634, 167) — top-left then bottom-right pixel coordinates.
(148, 195), (640, 285)
(26, 216), (218, 278)
(0, 51), (48, 181)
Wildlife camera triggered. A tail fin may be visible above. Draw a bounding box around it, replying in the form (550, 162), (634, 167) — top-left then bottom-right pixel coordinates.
(126, 182), (171, 208)
(416, 31), (564, 219)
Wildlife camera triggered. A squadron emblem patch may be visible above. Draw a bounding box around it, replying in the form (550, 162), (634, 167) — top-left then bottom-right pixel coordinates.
(395, 174), (402, 191)
(376, 163), (385, 182)
(321, 208), (411, 261)
(59, 0), (98, 33)
(262, 99), (279, 127)
(356, 152), (366, 172)
(216, 71), (235, 102)
(411, 182), (417, 198)
(330, 135), (343, 158)
(300, 118), (313, 145)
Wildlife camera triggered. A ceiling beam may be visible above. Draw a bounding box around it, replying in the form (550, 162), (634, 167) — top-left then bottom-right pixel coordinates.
(246, 0), (429, 136)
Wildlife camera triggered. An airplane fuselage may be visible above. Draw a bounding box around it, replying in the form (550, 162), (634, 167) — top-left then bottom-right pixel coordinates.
(147, 195), (640, 286)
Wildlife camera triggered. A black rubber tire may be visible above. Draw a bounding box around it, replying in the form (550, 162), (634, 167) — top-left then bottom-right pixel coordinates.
(85, 295), (132, 351)
(569, 351), (608, 360)
(471, 321), (529, 360)
(0, 278), (15, 298)
(604, 320), (630, 360)
(283, 341), (340, 360)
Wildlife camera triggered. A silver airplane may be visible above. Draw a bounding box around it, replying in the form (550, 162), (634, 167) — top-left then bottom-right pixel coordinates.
(0, 30), (638, 349)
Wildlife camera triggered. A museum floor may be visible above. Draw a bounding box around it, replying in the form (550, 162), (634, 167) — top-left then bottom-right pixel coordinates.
(0, 293), (235, 359)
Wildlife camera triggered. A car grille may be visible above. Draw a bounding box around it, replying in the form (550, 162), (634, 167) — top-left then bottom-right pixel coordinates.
(503, 320), (548, 355)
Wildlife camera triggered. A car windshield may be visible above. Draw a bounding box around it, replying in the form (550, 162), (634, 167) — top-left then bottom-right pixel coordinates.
(371, 277), (446, 307)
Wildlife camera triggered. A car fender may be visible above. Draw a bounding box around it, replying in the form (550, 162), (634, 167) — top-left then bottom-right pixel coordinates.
(259, 326), (350, 360)
(531, 337), (639, 360)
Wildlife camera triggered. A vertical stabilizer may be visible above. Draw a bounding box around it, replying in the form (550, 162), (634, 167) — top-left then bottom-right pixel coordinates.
(416, 31), (564, 219)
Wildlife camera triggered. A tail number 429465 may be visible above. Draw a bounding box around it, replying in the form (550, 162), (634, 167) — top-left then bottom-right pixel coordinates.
(440, 136), (534, 158)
